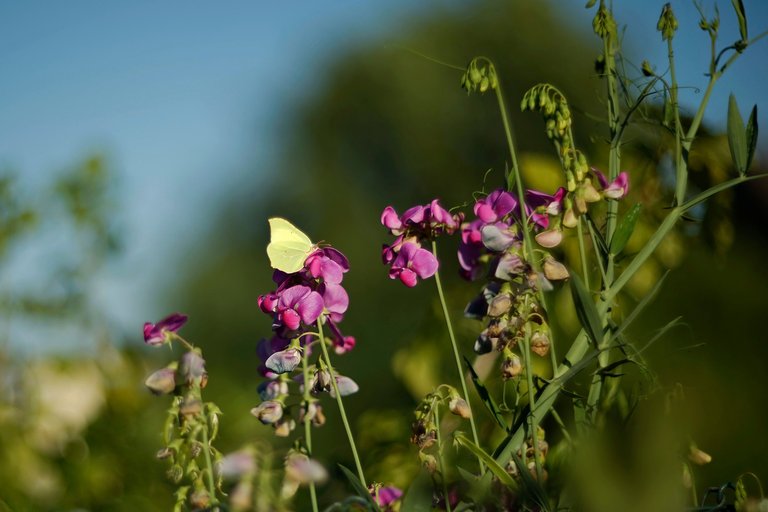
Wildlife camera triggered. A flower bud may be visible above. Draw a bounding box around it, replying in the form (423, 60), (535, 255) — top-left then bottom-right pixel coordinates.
(448, 396), (472, 419)
(265, 348), (302, 374)
(218, 450), (257, 480)
(543, 257), (569, 281)
(501, 352), (523, 380)
(419, 452), (438, 474)
(562, 207), (578, 228)
(180, 396), (203, 418)
(179, 350), (207, 387)
(251, 400), (284, 425)
(488, 294), (512, 317)
(167, 464), (184, 483)
(285, 453), (328, 485)
(657, 3), (678, 41)
(274, 417), (296, 437)
(230, 481), (253, 512)
(145, 366), (177, 395)
(330, 375), (359, 398)
(530, 331), (551, 357)
(258, 380), (289, 400)
(688, 444), (712, 465)
(474, 332), (493, 354)
(189, 488), (211, 509)
(535, 229), (563, 248)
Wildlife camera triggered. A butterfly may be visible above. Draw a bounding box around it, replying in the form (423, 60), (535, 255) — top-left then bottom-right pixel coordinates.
(266, 217), (316, 274)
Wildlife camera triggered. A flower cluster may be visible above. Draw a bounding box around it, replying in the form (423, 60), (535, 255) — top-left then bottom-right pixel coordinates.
(253, 246), (358, 436)
(380, 199), (462, 287)
(142, 313), (224, 510)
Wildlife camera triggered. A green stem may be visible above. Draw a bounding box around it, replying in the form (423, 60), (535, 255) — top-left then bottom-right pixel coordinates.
(434, 405), (453, 512)
(521, 321), (543, 481)
(302, 347), (319, 512)
(431, 240), (484, 474)
(576, 217), (590, 290)
(316, 319), (367, 487)
(200, 415), (219, 506)
(492, 63), (558, 368)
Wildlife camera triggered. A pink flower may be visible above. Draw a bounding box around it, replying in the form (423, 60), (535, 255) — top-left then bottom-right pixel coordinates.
(388, 242), (439, 287)
(143, 313), (188, 346)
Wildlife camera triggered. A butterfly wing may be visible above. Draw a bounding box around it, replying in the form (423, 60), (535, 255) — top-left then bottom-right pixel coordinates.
(267, 218), (314, 273)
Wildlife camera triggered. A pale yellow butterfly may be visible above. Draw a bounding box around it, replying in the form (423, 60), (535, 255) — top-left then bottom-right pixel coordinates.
(266, 217), (316, 274)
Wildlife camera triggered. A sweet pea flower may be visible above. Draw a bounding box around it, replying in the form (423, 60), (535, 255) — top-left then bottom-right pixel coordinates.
(427, 199), (461, 232)
(593, 168), (630, 199)
(328, 320), (356, 354)
(474, 189), (518, 223)
(276, 285), (324, 330)
(380, 206), (404, 234)
(388, 242), (439, 287)
(369, 484), (404, 511)
(526, 188), (566, 229)
(143, 313), (188, 346)
(305, 247), (349, 284)
(319, 282), (349, 321)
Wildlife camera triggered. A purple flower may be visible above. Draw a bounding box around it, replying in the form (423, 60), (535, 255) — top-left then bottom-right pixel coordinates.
(381, 206), (404, 234)
(370, 485), (404, 510)
(458, 219), (485, 280)
(305, 247), (349, 284)
(276, 285), (324, 330)
(526, 188), (565, 229)
(328, 319), (356, 354)
(265, 348), (302, 374)
(474, 189), (518, 223)
(426, 199), (460, 232)
(319, 282), (349, 321)
(388, 242), (439, 287)
(593, 168), (630, 199)
(400, 204), (427, 226)
(480, 222), (517, 252)
(143, 313), (188, 346)
(250, 400), (284, 424)
(329, 375), (359, 398)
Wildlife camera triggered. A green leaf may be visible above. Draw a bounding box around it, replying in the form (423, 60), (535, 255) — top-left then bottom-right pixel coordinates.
(338, 465), (380, 511)
(509, 451), (551, 511)
(569, 272), (603, 346)
(746, 105), (758, 172)
(728, 94), (748, 175)
(731, 0), (748, 42)
(400, 470), (432, 512)
(454, 432), (518, 491)
(681, 173), (768, 212)
(611, 271), (669, 343)
(464, 356), (508, 432)
(585, 0), (597, 8)
(609, 203), (642, 255)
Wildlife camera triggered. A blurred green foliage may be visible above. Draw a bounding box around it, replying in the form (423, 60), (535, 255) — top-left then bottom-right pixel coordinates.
(1, 0), (767, 510)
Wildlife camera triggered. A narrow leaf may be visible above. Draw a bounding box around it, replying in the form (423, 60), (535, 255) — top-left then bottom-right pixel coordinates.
(610, 203), (642, 255)
(338, 465), (380, 511)
(681, 173), (768, 212)
(509, 451), (551, 511)
(585, 213), (608, 265)
(569, 272), (603, 346)
(454, 432), (518, 491)
(611, 271), (669, 343)
(464, 356), (508, 432)
(746, 105), (758, 172)
(731, 0), (748, 41)
(728, 94), (748, 175)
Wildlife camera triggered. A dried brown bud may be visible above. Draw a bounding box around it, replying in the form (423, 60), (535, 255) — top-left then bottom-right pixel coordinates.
(501, 353), (523, 380)
(530, 331), (551, 357)
(448, 396), (472, 419)
(536, 229), (563, 248)
(543, 257), (569, 281)
(145, 366), (177, 395)
(488, 294), (512, 317)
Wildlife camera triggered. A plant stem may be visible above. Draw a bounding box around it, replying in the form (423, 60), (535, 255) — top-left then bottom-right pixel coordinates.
(521, 322), (543, 481)
(434, 404), (453, 512)
(492, 63), (558, 368)
(576, 217), (590, 290)
(302, 347), (319, 512)
(431, 240), (484, 474)
(316, 319), (367, 487)
(200, 415), (219, 507)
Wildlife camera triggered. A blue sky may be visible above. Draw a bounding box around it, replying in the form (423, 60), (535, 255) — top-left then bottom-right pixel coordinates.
(0, 1), (766, 354)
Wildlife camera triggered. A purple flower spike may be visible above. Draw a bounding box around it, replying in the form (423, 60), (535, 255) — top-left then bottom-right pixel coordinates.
(389, 242), (439, 287)
(143, 312), (188, 346)
(277, 285), (324, 330)
(474, 189), (517, 223)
